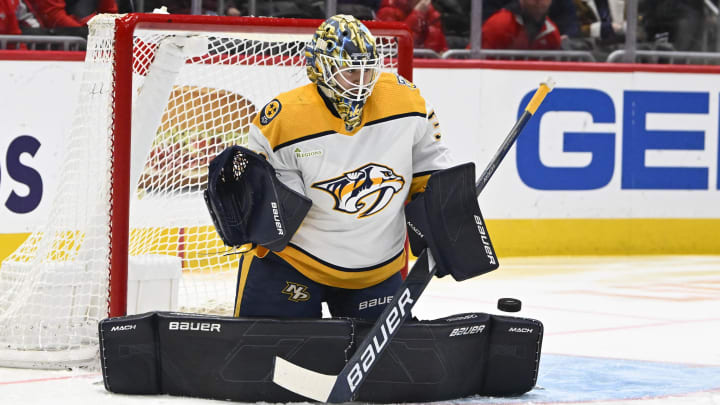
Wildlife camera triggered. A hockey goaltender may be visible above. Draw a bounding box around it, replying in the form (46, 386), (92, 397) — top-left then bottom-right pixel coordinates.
(99, 14), (544, 403)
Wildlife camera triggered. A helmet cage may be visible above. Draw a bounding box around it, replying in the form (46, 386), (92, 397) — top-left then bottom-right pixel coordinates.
(317, 53), (381, 103)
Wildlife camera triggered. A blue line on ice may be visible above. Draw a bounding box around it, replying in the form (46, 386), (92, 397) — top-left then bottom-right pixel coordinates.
(454, 354), (720, 404)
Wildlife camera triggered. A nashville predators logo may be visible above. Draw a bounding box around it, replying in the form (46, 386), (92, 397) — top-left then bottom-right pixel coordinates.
(260, 99), (282, 125)
(282, 282), (310, 302)
(312, 163), (405, 218)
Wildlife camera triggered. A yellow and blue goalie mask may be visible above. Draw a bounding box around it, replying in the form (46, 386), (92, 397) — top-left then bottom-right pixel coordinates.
(306, 14), (381, 131)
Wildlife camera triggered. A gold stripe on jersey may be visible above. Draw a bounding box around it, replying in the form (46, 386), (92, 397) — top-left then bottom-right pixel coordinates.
(361, 73), (427, 127)
(253, 72), (428, 151)
(275, 245), (406, 289)
(408, 173), (432, 202)
(233, 249), (258, 316)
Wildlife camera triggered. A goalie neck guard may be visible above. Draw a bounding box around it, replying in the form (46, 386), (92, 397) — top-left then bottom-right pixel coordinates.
(306, 14), (381, 132)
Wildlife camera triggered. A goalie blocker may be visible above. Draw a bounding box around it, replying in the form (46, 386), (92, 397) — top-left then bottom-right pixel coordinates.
(204, 145), (311, 251)
(99, 312), (542, 402)
(406, 162), (499, 280)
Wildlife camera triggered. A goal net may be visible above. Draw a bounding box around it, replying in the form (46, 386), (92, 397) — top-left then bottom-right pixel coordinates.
(0, 13), (412, 369)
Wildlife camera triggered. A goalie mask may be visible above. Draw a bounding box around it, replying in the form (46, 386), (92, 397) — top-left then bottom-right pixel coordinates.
(306, 14), (381, 132)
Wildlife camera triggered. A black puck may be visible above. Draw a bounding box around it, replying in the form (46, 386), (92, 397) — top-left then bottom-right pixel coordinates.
(497, 297), (522, 312)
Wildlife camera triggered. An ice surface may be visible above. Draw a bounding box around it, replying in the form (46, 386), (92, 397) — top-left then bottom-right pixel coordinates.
(1, 255), (719, 404)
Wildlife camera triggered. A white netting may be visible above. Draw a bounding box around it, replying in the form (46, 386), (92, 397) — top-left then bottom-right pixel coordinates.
(0, 14), (402, 369)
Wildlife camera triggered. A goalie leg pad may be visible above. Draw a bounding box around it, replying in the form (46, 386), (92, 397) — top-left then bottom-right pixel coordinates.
(204, 146), (311, 251)
(356, 313), (542, 401)
(482, 315), (544, 395)
(99, 312), (543, 402)
(405, 162), (499, 281)
(98, 312), (160, 395)
(100, 313), (352, 402)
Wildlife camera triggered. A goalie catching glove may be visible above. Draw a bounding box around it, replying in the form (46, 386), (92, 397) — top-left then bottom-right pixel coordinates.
(204, 145), (311, 252)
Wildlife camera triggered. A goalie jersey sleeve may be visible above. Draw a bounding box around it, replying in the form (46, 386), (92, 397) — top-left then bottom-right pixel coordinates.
(247, 72), (454, 289)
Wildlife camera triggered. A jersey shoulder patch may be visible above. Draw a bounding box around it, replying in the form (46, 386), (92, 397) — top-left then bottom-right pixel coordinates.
(252, 84), (340, 151)
(395, 73), (417, 89)
(253, 85), (311, 130)
(259, 99), (282, 126)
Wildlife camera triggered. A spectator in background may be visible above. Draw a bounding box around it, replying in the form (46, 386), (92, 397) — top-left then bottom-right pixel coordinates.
(1, 0), (40, 34)
(29, 0), (116, 28)
(573, 0), (624, 44)
(639, 0), (705, 51)
(143, 0), (241, 15)
(376, 0), (449, 53)
(336, 0), (380, 19)
(431, 0), (470, 48)
(482, 0), (562, 49)
(484, 0), (579, 38)
(1, 0), (23, 35)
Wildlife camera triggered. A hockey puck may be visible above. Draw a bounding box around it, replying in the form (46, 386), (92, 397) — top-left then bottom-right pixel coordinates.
(497, 297), (522, 312)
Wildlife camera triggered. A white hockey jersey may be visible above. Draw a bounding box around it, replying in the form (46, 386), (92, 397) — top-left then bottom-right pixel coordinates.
(248, 72), (454, 289)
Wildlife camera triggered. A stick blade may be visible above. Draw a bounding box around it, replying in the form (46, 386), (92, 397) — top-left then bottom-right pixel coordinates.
(272, 356), (337, 402)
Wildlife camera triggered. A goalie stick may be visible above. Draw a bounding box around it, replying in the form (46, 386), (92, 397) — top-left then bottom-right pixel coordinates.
(272, 78), (556, 403)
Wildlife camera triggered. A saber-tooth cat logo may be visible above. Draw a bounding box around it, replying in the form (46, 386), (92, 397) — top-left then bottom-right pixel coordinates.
(312, 163), (405, 218)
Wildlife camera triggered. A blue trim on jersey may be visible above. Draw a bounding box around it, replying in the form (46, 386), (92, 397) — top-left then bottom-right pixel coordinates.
(273, 130), (336, 152)
(364, 111), (426, 127)
(272, 111), (427, 152)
